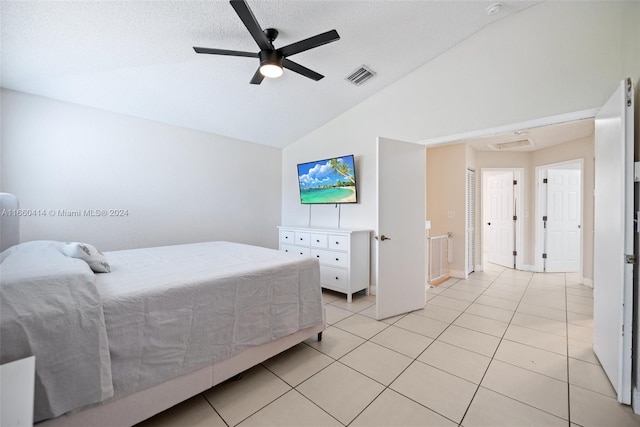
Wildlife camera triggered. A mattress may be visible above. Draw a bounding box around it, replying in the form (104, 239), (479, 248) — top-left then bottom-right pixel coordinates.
(97, 241), (324, 399)
(1, 240), (323, 422)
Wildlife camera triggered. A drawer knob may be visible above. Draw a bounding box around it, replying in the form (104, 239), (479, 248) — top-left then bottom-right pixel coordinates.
(299, 252), (304, 255)
(285, 236), (288, 239)
(285, 250), (288, 252)
(335, 258), (339, 261)
(335, 277), (339, 280)
(335, 242), (339, 245)
(316, 239), (320, 242)
(316, 255), (320, 258)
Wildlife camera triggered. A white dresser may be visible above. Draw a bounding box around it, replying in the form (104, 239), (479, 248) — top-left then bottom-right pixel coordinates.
(278, 226), (371, 302)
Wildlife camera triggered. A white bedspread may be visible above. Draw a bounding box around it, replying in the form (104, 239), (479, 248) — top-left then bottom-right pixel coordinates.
(0, 241), (113, 422)
(97, 241), (324, 399)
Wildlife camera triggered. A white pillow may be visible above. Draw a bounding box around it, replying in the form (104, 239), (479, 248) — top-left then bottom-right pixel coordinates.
(62, 242), (111, 273)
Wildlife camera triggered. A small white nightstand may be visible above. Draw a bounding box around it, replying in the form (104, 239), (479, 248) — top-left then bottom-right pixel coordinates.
(1, 356), (35, 426)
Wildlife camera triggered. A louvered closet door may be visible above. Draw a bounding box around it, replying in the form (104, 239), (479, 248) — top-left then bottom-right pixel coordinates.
(466, 169), (475, 275)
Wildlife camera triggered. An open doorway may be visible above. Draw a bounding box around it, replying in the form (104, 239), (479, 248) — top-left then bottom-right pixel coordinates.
(424, 112), (594, 280)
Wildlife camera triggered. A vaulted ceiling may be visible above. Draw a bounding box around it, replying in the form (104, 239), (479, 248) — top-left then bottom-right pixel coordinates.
(1, 1), (539, 148)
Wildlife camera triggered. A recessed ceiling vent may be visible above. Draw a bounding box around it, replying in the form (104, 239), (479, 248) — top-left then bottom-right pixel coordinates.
(489, 139), (534, 150)
(346, 66), (376, 86)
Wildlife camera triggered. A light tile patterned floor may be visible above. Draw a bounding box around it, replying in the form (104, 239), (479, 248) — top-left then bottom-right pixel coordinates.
(137, 266), (640, 427)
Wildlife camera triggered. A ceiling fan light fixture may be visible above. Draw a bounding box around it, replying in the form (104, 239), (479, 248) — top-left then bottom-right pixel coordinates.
(260, 63), (283, 78)
(259, 50), (283, 78)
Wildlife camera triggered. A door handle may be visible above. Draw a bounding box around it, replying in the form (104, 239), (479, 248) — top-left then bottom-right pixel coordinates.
(375, 235), (391, 241)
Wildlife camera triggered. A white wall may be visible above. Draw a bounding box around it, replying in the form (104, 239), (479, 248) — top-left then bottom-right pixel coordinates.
(282, 1), (640, 285)
(1, 90), (282, 251)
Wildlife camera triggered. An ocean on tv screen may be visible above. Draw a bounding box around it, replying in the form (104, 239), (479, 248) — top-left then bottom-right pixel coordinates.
(300, 187), (356, 204)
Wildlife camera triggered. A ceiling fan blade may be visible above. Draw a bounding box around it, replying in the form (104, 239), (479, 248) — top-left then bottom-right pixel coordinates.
(277, 30), (340, 58)
(283, 58), (324, 81)
(193, 47), (258, 58)
(230, 0), (271, 51)
(250, 67), (265, 85)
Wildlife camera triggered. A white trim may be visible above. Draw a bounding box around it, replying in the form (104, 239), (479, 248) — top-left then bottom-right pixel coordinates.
(449, 269), (467, 279)
(582, 277), (594, 289)
(521, 264), (536, 272)
(633, 387), (640, 414)
(474, 264), (484, 272)
(420, 108), (600, 146)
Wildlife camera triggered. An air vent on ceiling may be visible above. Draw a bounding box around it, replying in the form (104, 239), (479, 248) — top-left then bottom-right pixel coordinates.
(489, 139), (534, 150)
(346, 66), (376, 86)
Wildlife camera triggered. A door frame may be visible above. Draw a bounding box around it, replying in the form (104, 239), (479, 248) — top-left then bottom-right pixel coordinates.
(481, 168), (524, 271)
(534, 159), (584, 275)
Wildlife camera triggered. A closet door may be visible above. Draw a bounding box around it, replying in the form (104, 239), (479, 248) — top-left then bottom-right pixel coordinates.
(466, 169), (475, 275)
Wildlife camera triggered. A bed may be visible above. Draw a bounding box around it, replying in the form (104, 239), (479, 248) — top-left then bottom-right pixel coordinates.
(0, 238), (324, 426)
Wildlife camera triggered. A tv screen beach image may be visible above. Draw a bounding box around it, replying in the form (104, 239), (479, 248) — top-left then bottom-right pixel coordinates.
(297, 155), (357, 204)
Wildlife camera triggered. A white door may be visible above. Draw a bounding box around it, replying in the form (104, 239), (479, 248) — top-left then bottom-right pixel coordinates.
(593, 78), (634, 404)
(376, 137), (426, 320)
(546, 168), (581, 272)
(487, 171), (514, 268)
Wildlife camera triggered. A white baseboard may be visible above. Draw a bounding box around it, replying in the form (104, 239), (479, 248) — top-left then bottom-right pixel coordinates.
(633, 387), (640, 414)
(522, 264), (536, 272)
(582, 277), (594, 288)
(449, 270), (466, 279)
(474, 264), (484, 272)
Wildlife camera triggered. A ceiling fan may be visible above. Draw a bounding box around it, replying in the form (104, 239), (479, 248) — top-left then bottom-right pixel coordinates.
(193, 0), (340, 85)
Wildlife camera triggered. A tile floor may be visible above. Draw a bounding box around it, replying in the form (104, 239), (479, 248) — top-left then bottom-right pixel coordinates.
(138, 266), (640, 426)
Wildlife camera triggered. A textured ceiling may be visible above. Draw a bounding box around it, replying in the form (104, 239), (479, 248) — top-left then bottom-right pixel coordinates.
(1, 0), (538, 148)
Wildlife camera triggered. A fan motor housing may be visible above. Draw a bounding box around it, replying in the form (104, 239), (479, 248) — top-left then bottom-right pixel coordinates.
(259, 50), (283, 67)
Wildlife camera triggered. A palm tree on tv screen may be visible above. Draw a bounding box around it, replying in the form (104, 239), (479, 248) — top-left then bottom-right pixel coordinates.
(329, 158), (355, 185)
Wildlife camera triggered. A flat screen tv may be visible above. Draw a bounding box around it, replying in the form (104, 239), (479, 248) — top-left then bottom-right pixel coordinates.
(297, 154), (358, 204)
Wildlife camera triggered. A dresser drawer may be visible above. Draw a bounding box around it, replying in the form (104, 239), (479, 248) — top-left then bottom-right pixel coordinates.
(311, 249), (348, 268)
(328, 235), (349, 250)
(294, 232), (310, 246)
(281, 244), (310, 257)
(310, 233), (328, 248)
(320, 266), (348, 291)
(280, 230), (295, 244)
